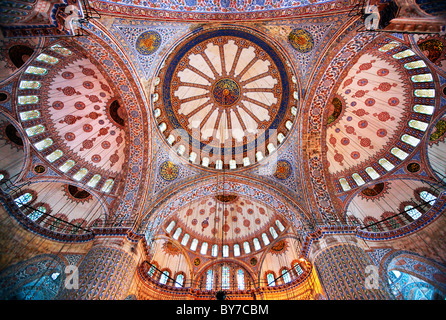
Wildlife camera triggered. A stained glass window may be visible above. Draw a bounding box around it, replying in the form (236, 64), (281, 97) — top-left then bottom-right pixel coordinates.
(379, 158), (395, 171)
(339, 178), (351, 191)
(148, 264), (156, 277)
(379, 41), (400, 52)
(34, 138), (53, 151)
(25, 124), (45, 137)
(390, 147), (409, 160)
(392, 49), (415, 59)
(211, 244), (218, 257)
(59, 160), (75, 173)
(159, 270), (169, 285)
(237, 269), (245, 290)
(175, 274), (184, 288)
(181, 233), (190, 246)
(173, 227), (182, 240)
(50, 44), (72, 56)
(411, 73), (433, 82)
(413, 104), (434, 115)
(14, 193), (32, 207)
(404, 60), (427, 69)
(25, 66), (48, 75)
(408, 120), (429, 131)
(405, 205), (422, 220)
(45, 149), (63, 162)
(352, 173), (365, 186)
(101, 179), (114, 193)
(28, 206), (46, 221)
(200, 242), (208, 255)
(281, 269), (291, 284)
(414, 89), (435, 98)
(190, 238), (198, 251)
(20, 110), (41, 121)
(401, 134), (420, 147)
(233, 244), (240, 257)
(221, 265), (230, 290)
(18, 95), (39, 105)
(243, 241), (251, 254)
(267, 273), (275, 287)
(365, 167), (380, 180)
(73, 168), (88, 181)
(420, 191), (437, 204)
(87, 174), (101, 188)
(19, 80), (41, 89)
(36, 53), (59, 64)
(293, 263), (303, 276)
(206, 269), (214, 290)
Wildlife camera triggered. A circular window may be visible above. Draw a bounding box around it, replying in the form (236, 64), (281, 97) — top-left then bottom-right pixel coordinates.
(153, 27), (297, 170)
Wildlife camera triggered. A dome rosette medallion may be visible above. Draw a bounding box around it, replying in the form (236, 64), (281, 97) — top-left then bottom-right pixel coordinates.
(152, 27), (299, 170)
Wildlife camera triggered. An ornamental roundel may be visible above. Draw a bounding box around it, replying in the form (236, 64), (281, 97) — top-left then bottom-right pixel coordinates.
(153, 27), (298, 170)
(159, 160), (179, 181)
(273, 159), (292, 180)
(135, 31), (162, 56)
(288, 28), (314, 53)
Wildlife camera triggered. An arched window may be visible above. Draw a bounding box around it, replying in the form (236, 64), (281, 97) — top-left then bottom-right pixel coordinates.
(222, 245), (229, 258)
(253, 238), (261, 251)
(404, 60), (427, 69)
(233, 244), (240, 257)
(45, 149), (63, 163)
(206, 269), (214, 290)
(379, 158), (395, 171)
(159, 270), (169, 285)
(413, 105), (434, 115)
(352, 173), (365, 186)
(243, 241), (251, 254)
(175, 274), (184, 288)
(173, 227), (182, 240)
(420, 190), (437, 205)
(275, 220), (285, 232)
(269, 226), (278, 239)
(221, 265), (230, 290)
(36, 53), (59, 65)
(59, 160), (75, 173)
(339, 178), (351, 191)
(390, 147), (408, 160)
(262, 233), (270, 245)
(18, 95), (39, 105)
(411, 73), (433, 83)
(28, 206), (46, 221)
(405, 205), (422, 220)
(365, 167), (380, 180)
(200, 242), (208, 255)
(408, 120), (429, 131)
(165, 221), (175, 233)
(50, 44), (72, 56)
(14, 193), (33, 207)
(34, 138), (53, 151)
(148, 264), (156, 277)
(20, 110), (41, 121)
(237, 269), (245, 290)
(266, 273), (275, 287)
(181, 233), (190, 246)
(25, 66), (47, 75)
(101, 179), (114, 193)
(190, 238), (198, 251)
(393, 49), (415, 59)
(19, 80), (41, 90)
(281, 269), (291, 284)
(293, 262), (303, 276)
(87, 174), (101, 188)
(73, 168), (88, 181)
(401, 134), (420, 147)
(211, 244), (218, 257)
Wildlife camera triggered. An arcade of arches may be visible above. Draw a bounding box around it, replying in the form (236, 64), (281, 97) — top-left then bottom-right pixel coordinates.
(0, 0), (446, 300)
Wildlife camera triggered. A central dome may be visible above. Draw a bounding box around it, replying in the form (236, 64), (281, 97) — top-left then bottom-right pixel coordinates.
(152, 27), (298, 170)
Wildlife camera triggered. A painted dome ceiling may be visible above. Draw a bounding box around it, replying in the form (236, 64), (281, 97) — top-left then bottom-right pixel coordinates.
(153, 27), (298, 170)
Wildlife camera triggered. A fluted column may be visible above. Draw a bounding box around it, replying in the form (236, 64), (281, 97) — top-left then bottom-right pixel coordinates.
(58, 234), (139, 300)
(311, 235), (390, 300)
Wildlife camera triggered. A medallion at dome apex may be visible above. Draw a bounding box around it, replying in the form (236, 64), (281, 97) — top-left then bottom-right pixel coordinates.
(153, 27), (299, 170)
